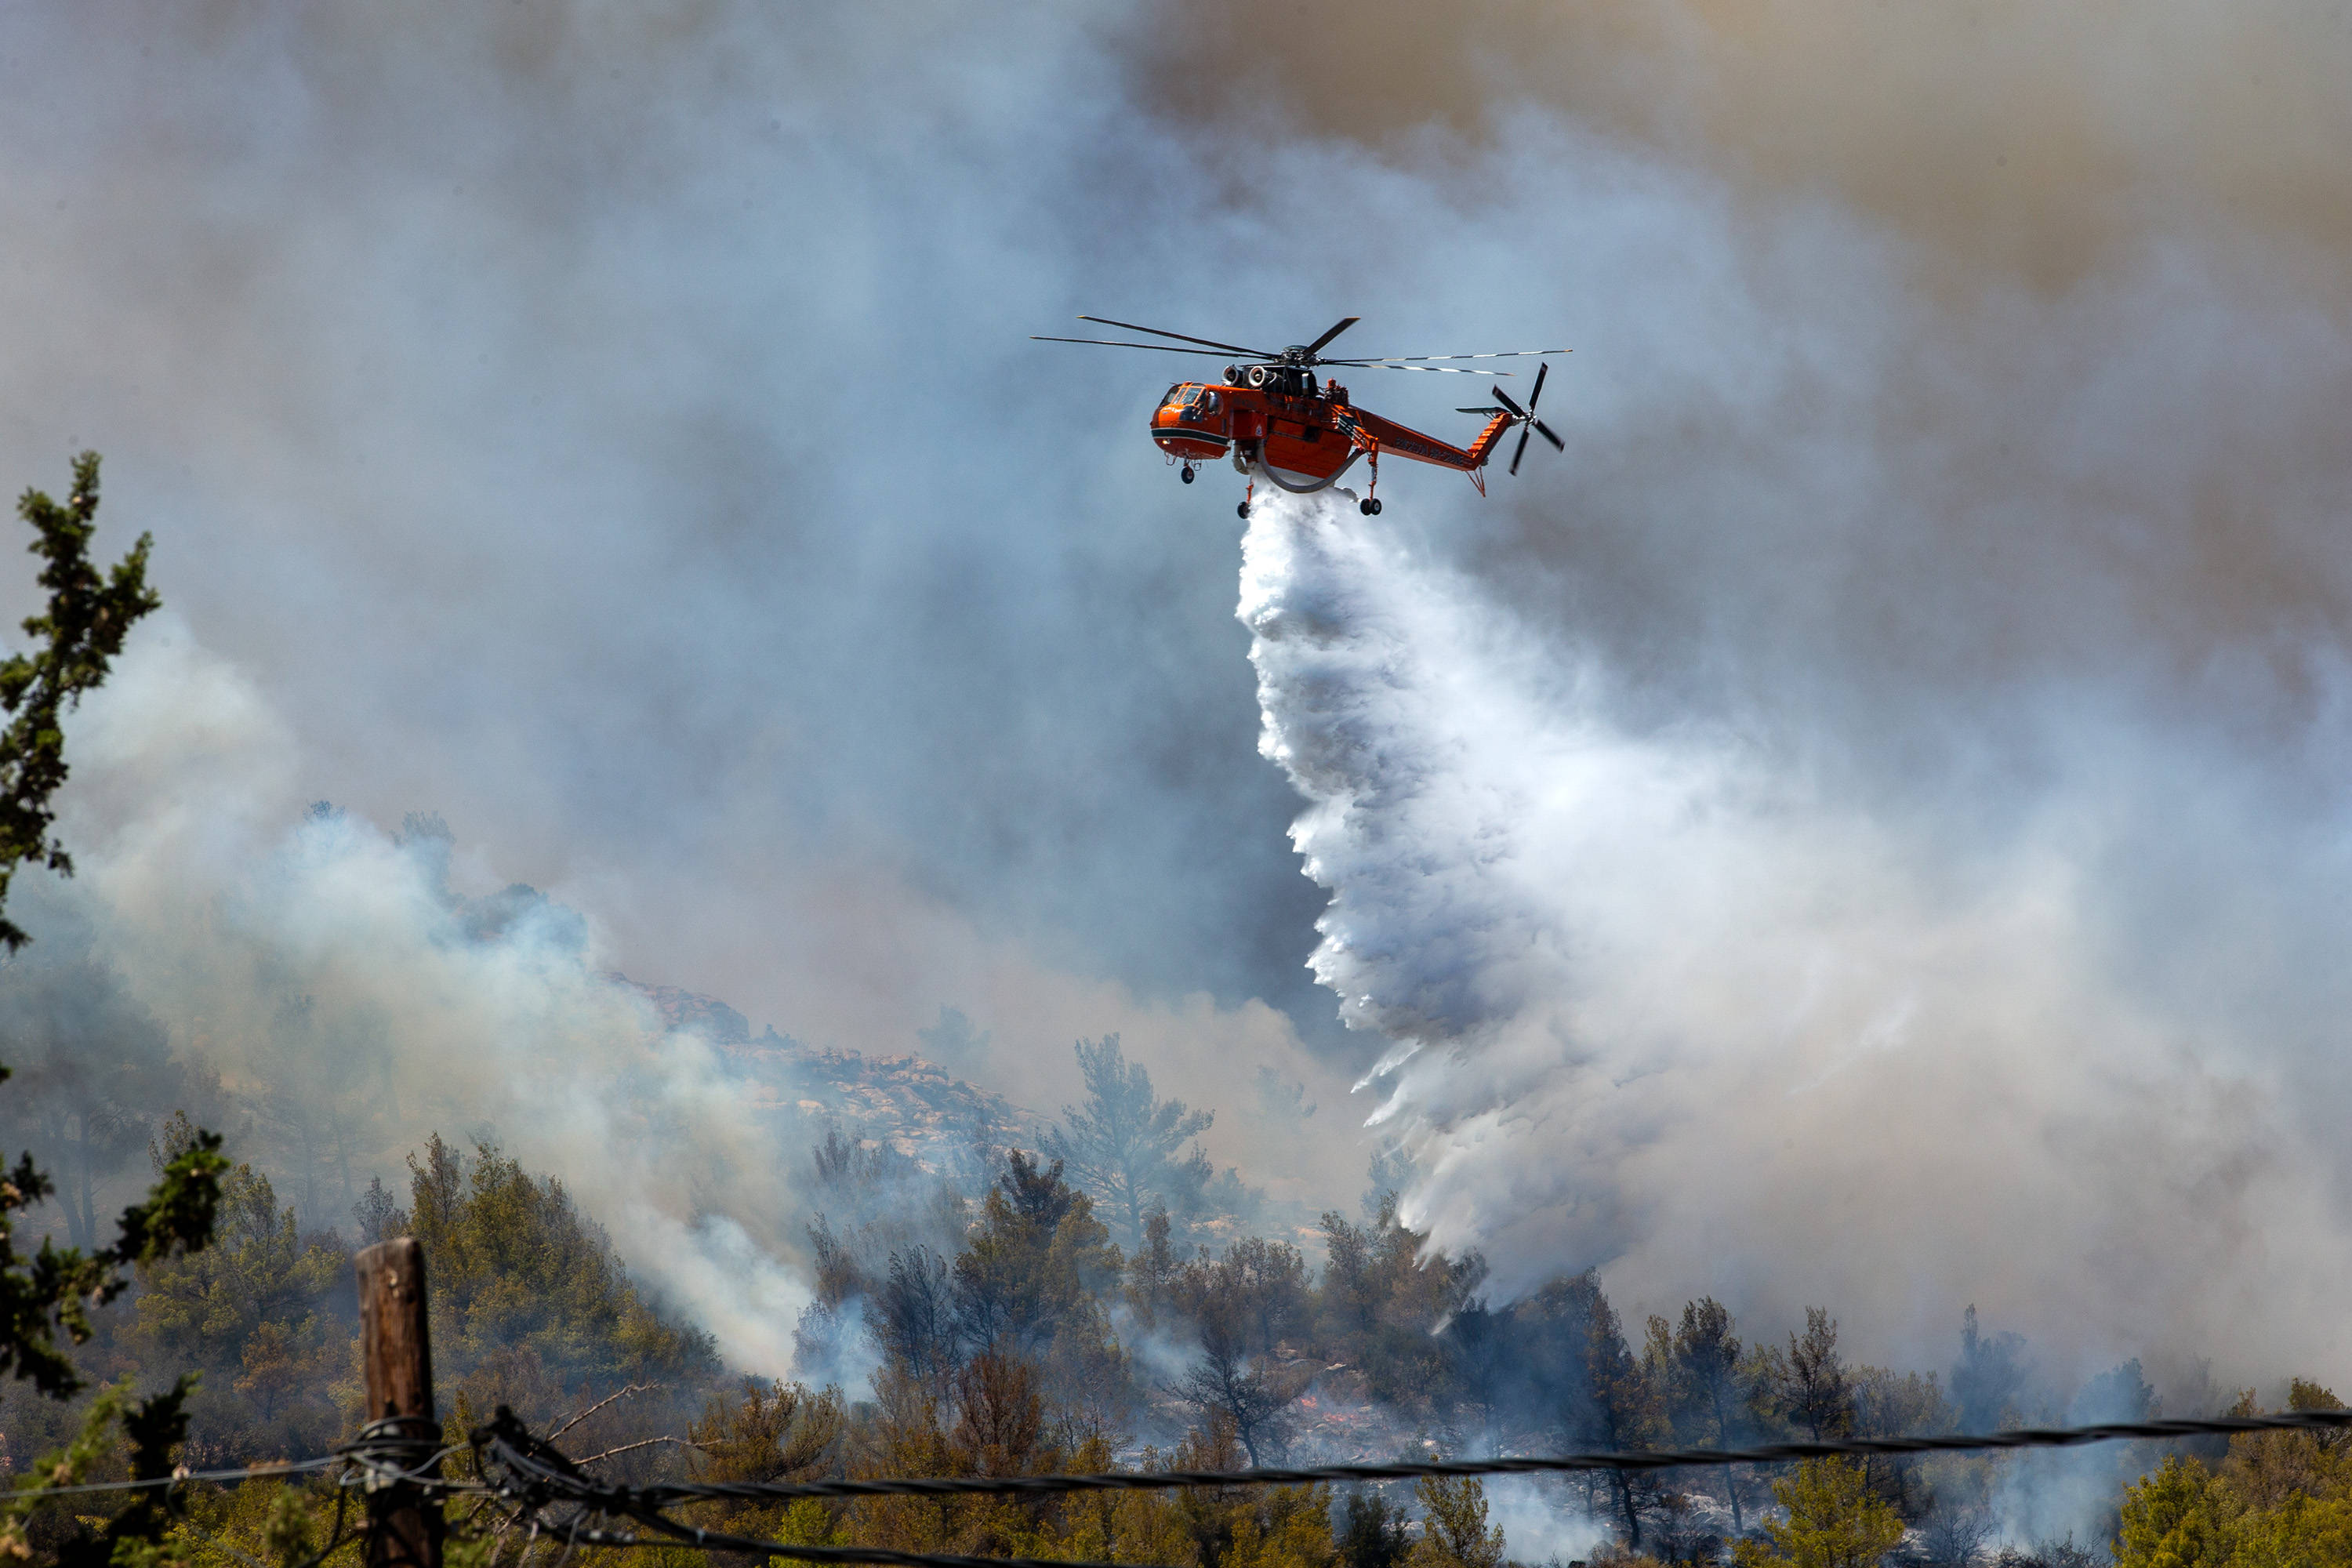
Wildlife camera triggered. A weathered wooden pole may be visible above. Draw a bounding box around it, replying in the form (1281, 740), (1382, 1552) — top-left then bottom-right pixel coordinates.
(355, 1238), (443, 1568)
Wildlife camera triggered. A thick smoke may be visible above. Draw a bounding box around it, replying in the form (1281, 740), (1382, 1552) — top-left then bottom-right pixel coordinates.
(1242, 487), (2352, 1388)
(12, 611), (1366, 1365)
(31, 615), (818, 1371)
(3, 0), (2350, 1402)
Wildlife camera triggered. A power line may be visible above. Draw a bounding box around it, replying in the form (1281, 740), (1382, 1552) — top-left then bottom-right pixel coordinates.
(20, 1406), (2344, 1526)
(466, 1405), (2352, 1568)
(482, 1406), (2352, 1508)
(4, 1419), (477, 1505)
(4, 1457), (341, 1501)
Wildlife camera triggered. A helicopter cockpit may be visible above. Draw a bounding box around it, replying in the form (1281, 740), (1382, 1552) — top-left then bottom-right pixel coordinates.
(1160, 383), (1224, 422)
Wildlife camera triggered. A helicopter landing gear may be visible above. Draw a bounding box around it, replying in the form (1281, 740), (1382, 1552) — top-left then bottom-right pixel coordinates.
(1180, 463), (1196, 485)
(1237, 478), (1254, 520)
(1359, 454), (1381, 515)
(1359, 497), (1383, 516)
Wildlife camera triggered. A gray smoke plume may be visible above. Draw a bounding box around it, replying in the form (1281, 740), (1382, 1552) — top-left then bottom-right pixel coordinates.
(34, 615), (818, 1371)
(4, 0), (2351, 1404)
(18, 610), (1367, 1370)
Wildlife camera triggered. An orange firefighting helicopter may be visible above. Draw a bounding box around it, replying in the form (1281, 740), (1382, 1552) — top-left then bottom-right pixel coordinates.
(1033, 314), (1566, 517)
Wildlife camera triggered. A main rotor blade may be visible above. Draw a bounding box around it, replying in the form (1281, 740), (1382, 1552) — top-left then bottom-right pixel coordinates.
(1491, 386), (1528, 417)
(1534, 419), (1564, 452)
(1325, 349), (1568, 364)
(1031, 336), (1243, 358)
(1527, 361), (1549, 412)
(1356, 363), (1515, 376)
(1510, 425), (1533, 477)
(1303, 316), (1361, 357)
(1076, 315), (1276, 359)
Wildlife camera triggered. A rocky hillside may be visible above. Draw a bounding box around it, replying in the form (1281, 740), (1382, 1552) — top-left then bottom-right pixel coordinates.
(619, 979), (1042, 1169)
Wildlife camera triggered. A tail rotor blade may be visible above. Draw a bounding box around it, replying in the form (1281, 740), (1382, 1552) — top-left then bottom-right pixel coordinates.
(1527, 361), (1548, 412)
(1492, 386), (1528, 419)
(1510, 426), (1533, 477)
(1534, 419), (1564, 452)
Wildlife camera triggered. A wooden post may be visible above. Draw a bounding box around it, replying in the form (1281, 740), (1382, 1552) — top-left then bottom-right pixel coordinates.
(356, 1238), (443, 1568)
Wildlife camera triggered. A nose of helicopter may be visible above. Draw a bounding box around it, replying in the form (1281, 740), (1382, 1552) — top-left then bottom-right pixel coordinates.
(1150, 390), (1231, 460)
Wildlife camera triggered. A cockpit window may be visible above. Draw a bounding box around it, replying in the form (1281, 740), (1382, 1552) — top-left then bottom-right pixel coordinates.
(1161, 384), (1184, 408)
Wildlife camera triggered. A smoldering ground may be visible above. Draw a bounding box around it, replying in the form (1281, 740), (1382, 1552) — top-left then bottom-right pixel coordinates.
(0, 0), (2350, 1407)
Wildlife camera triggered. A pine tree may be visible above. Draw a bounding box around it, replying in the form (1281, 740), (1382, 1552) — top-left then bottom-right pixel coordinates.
(1042, 1036), (1212, 1247)
(1734, 1458), (1903, 1568)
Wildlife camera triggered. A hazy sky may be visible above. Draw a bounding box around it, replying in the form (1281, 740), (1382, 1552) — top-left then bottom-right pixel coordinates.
(7, 2), (2352, 1383)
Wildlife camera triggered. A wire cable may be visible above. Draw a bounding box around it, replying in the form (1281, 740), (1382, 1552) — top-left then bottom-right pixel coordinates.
(5, 1457), (342, 1501)
(478, 1406), (2352, 1509)
(5, 1417), (479, 1505)
(462, 1404), (2352, 1568)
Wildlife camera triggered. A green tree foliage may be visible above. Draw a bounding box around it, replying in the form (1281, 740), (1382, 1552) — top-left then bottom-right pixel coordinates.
(1733, 1457), (1904, 1568)
(0, 454), (225, 1568)
(1044, 1036), (1212, 1248)
(405, 1134), (716, 1414)
(0, 1120), (225, 1399)
(1566, 1274), (1670, 1547)
(667, 1377), (846, 1549)
(850, 1346), (1084, 1559)
(2116, 1454), (2230, 1568)
(1334, 1491), (1410, 1568)
(0, 935), (219, 1254)
(1123, 1204), (1181, 1332)
(1407, 1478), (1502, 1568)
(0, 454), (160, 949)
(1951, 1305), (2031, 1432)
(1, 1373), (203, 1568)
(869, 1244), (960, 1393)
(1657, 1298), (1755, 1532)
(952, 1151), (1122, 1357)
(1169, 1236), (1317, 1465)
(0, 454), (221, 1396)
(1317, 1196), (1479, 1414)
(129, 1119), (350, 1456)
(791, 1125), (969, 1384)
(2111, 1383), (2352, 1568)
(1226, 1483), (1336, 1568)
(1848, 1365), (1950, 1518)
(1773, 1308), (1855, 1441)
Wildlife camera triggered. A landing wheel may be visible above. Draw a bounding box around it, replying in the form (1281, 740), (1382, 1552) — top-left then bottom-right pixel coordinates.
(1237, 501), (1250, 519)
(1180, 465), (1196, 485)
(1359, 497), (1383, 516)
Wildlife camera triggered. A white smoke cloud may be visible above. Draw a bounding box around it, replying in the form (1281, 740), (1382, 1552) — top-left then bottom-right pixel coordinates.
(38, 614), (818, 1372)
(1240, 487), (2352, 1387)
(8, 0), (2352, 1409)
(22, 609), (1373, 1371)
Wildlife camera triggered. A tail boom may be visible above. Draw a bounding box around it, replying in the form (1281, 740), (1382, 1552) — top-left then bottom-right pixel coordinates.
(1338, 406), (1509, 473)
